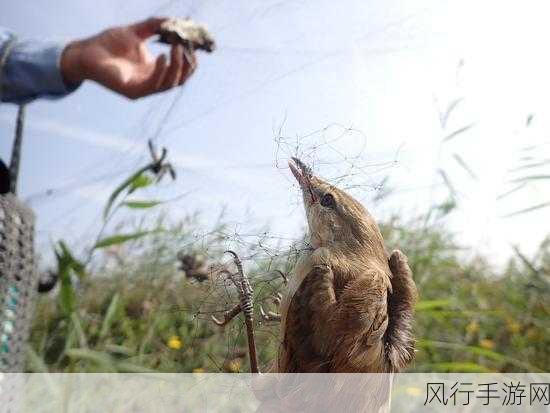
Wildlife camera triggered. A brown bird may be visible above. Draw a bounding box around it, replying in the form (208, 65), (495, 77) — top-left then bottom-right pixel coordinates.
(177, 251), (210, 282)
(278, 158), (417, 373)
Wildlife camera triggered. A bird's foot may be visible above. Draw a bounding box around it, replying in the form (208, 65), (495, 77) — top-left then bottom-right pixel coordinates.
(260, 305), (281, 322)
(210, 250), (260, 373)
(211, 304), (241, 326)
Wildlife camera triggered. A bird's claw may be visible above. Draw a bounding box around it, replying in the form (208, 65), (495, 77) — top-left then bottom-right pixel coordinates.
(211, 304), (242, 326)
(211, 250), (260, 373)
(260, 305), (281, 322)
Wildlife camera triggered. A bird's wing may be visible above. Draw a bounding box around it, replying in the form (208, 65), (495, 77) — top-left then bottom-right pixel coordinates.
(384, 250), (418, 371)
(279, 262), (392, 372)
(328, 267), (391, 372)
(278, 264), (336, 372)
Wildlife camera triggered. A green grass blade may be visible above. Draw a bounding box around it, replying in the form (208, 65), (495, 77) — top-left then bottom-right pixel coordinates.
(453, 153), (478, 180)
(496, 183), (527, 200)
(99, 293), (119, 341)
(26, 347), (49, 373)
(93, 230), (161, 249)
(418, 340), (543, 372)
(115, 362), (158, 373)
(423, 362), (492, 373)
(103, 167), (151, 220)
(440, 97), (464, 128)
(71, 312), (88, 348)
(510, 174), (550, 183)
(508, 158), (550, 172)
(442, 123), (475, 142)
(437, 169), (456, 195)
(65, 349), (117, 372)
(415, 300), (452, 311)
(503, 201), (550, 218)
(123, 200), (162, 209)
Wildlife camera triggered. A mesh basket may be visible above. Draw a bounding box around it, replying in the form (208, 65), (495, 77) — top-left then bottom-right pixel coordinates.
(0, 193), (38, 372)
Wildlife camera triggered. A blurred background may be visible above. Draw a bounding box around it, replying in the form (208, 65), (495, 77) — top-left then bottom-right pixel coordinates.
(1, 1), (548, 373)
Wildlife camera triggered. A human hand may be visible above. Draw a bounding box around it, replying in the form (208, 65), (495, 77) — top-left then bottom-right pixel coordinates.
(60, 17), (197, 99)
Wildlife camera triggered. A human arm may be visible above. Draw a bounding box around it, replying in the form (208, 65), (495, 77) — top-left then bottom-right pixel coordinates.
(0, 28), (78, 104)
(0, 18), (197, 104)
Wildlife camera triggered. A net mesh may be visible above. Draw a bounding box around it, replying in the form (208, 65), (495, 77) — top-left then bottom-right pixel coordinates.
(0, 193), (38, 372)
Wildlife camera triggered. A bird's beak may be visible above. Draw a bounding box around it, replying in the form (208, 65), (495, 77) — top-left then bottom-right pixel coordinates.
(288, 157), (317, 204)
(288, 157), (306, 186)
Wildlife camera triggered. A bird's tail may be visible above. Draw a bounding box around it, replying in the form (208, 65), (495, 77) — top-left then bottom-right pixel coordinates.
(384, 250), (418, 372)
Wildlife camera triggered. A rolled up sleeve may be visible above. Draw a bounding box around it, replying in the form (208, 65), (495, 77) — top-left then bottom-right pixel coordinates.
(0, 28), (81, 104)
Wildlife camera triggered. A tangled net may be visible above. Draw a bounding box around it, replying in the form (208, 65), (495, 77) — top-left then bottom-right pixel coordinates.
(150, 123), (402, 371)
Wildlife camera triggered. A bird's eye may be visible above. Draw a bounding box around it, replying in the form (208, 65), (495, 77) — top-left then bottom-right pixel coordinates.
(320, 193), (336, 208)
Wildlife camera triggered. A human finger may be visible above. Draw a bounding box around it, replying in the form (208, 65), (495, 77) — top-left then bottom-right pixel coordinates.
(178, 48), (197, 85)
(160, 43), (184, 91)
(130, 17), (167, 40)
(132, 53), (168, 98)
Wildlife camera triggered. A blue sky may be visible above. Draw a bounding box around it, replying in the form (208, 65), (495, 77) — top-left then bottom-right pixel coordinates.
(2, 0), (550, 266)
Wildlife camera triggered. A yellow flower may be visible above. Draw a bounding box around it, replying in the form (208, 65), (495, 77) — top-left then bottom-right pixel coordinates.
(225, 359), (241, 373)
(506, 320), (521, 334)
(406, 387), (422, 397)
(167, 336), (183, 350)
(479, 339), (495, 350)
(466, 321), (479, 334)
(193, 368), (205, 373)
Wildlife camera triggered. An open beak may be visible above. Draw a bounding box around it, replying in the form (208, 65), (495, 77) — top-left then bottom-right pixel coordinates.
(288, 157), (317, 204)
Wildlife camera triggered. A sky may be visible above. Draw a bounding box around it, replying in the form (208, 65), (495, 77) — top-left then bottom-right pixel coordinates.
(1, 0), (550, 267)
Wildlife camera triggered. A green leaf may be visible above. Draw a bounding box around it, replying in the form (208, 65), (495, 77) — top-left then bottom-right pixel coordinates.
(65, 348), (117, 372)
(440, 97), (464, 128)
(123, 200), (162, 209)
(418, 310), (501, 318)
(128, 174), (153, 193)
(93, 230), (160, 249)
(58, 264), (75, 316)
(496, 183), (527, 200)
(418, 340), (543, 372)
(416, 300), (452, 311)
(99, 293), (119, 340)
(437, 169), (456, 195)
(54, 240), (87, 316)
(508, 158), (550, 172)
(115, 362), (158, 373)
(510, 174), (550, 183)
(66, 349), (158, 373)
(442, 123), (475, 142)
(425, 362), (492, 373)
(436, 198), (457, 216)
(452, 153), (478, 180)
(103, 167), (152, 220)
(104, 344), (134, 356)
(57, 241), (85, 278)
(503, 201), (550, 218)
(71, 312), (88, 348)
(26, 347), (49, 373)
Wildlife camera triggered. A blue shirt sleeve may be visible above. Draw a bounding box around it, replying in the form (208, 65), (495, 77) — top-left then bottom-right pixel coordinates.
(0, 28), (81, 104)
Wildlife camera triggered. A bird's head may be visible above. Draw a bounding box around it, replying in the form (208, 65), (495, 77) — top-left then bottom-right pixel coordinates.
(289, 157), (386, 257)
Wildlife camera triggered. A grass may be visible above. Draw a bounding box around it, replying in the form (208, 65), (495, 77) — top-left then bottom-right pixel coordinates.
(26, 210), (550, 373)
(23, 137), (549, 373)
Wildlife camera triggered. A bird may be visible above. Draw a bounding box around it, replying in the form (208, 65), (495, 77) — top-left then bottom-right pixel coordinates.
(157, 18), (216, 53)
(277, 157), (417, 373)
(177, 251), (210, 282)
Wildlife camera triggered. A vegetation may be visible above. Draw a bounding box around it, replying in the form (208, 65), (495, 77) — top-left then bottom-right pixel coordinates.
(27, 210), (549, 373)
(23, 136), (549, 373)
